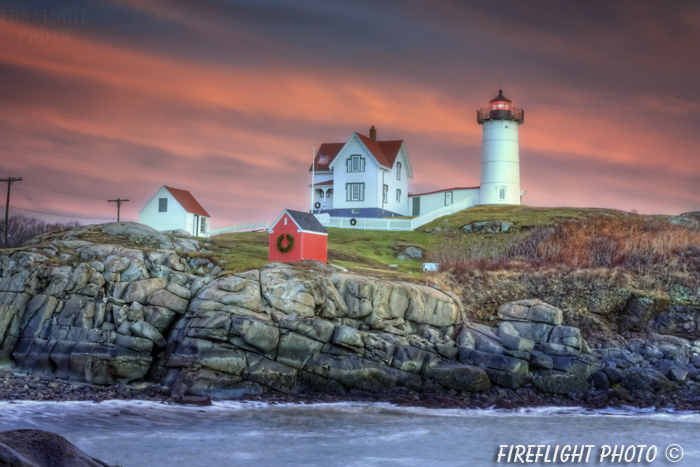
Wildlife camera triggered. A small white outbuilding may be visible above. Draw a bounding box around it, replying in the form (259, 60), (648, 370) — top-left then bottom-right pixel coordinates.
(139, 185), (211, 236)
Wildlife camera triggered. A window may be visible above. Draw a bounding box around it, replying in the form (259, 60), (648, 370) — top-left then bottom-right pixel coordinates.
(383, 184), (388, 203)
(346, 155), (365, 172)
(396, 189), (401, 202)
(346, 183), (365, 201)
(200, 218), (207, 234)
(396, 162), (402, 180)
(445, 191), (453, 206)
(490, 101), (511, 111)
(498, 187), (506, 200)
(315, 189), (324, 199)
(158, 198), (167, 212)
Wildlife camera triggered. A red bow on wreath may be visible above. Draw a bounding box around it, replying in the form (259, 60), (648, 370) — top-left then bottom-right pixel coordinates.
(276, 232), (295, 253)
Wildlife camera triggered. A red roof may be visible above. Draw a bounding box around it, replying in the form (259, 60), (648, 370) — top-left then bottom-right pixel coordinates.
(164, 186), (210, 217)
(309, 180), (334, 186)
(309, 134), (403, 171)
(356, 134), (403, 168)
(309, 143), (344, 171)
(408, 186), (479, 197)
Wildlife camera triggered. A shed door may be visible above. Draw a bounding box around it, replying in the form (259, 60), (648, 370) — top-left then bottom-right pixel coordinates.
(412, 197), (420, 216)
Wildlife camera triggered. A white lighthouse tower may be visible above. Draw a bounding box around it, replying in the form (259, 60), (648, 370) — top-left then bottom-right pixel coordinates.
(477, 90), (524, 205)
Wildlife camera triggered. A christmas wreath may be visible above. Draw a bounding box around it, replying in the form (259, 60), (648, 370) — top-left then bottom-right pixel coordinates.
(276, 233), (295, 253)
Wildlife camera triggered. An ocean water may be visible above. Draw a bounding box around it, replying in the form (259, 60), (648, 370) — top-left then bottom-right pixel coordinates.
(1, 400), (698, 466)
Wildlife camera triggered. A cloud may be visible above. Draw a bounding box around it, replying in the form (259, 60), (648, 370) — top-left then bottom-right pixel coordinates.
(1, 0), (698, 230)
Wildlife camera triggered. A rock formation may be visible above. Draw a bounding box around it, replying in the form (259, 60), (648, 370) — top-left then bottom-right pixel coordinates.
(0, 222), (696, 402)
(0, 430), (111, 467)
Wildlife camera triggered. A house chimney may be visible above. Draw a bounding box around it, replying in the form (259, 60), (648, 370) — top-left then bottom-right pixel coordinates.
(369, 125), (377, 141)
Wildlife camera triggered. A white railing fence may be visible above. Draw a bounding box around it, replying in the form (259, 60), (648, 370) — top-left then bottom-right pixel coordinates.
(409, 198), (475, 229)
(208, 221), (270, 237)
(210, 198), (476, 236)
(314, 198), (475, 231)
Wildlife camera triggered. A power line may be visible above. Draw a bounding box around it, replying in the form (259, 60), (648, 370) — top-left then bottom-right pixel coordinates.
(14, 185), (53, 213)
(21, 179), (105, 201)
(22, 177), (106, 198)
(121, 205), (136, 223)
(2, 204), (114, 221)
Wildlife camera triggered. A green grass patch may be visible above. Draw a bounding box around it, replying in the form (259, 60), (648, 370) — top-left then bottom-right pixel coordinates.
(206, 205), (640, 279)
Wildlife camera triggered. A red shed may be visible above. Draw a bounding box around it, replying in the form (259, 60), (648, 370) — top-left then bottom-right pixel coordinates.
(269, 209), (328, 263)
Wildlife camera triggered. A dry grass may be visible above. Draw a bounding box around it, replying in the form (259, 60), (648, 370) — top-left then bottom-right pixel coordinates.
(434, 214), (700, 277)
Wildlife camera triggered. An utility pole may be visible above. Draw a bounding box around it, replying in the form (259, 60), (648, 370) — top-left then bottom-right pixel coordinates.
(1, 177), (22, 248)
(108, 198), (129, 222)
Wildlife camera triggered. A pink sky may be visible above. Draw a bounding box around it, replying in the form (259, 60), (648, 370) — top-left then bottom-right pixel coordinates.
(1, 1), (699, 229)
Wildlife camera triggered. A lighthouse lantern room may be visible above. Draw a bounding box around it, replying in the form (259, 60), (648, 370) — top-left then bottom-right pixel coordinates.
(477, 90), (524, 205)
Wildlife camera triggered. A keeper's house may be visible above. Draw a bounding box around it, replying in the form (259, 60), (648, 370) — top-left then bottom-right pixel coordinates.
(309, 126), (413, 218)
(269, 209), (328, 263)
(139, 185), (211, 236)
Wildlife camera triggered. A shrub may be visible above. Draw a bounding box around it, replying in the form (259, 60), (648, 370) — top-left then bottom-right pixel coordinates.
(436, 214), (700, 276)
(0, 214), (79, 248)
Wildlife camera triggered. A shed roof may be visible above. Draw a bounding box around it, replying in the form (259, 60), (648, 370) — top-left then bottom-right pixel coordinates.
(275, 209), (327, 234)
(163, 186), (210, 217)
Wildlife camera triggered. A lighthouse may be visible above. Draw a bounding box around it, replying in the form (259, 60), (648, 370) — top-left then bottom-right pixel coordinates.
(477, 90), (524, 205)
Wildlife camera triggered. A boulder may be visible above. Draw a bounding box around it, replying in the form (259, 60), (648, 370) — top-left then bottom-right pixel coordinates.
(148, 289), (188, 314)
(130, 320), (167, 347)
(404, 246), (423, 259)
(622, 367), (674, 393)
(498, 322), (535, 352)
(333, 325), (364, 350)
(276, 332), (324, 370)
(122, 278), (168, 304)
(548, 326), (584, 351)
(392, 345), (428, 373)
(428, 363), (491, 392)
(261, 266), (320, 317)
(498, 300), (563, 325)
(534, 374), (589, 395)
(405, 287), (460, 327)
(0, 429), (111, 467)
(101, 222), (170, 245)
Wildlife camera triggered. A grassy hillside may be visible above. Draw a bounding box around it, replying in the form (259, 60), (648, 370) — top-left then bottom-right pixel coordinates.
(209, 205), (631, 279)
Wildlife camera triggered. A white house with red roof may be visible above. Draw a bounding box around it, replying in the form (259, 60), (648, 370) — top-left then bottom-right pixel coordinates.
(139, 185), (211, 236)
(310, 126), (413, 218)
(310, 91), (525, 226)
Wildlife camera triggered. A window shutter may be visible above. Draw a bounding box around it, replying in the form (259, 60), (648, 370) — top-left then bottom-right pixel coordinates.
(346, 184), (350, 201)
(361, 183), (365, 201)
(347, 158), (351, 172)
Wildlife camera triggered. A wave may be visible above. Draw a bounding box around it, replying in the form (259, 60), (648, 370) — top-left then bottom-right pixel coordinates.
(2, 399), (700, 425)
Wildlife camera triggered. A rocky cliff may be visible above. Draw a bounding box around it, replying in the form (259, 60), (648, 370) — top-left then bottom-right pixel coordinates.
(0, 222), (698, 405)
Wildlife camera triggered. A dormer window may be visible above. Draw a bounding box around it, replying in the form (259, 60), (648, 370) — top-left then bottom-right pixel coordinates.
(347, 155), (365, 172)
